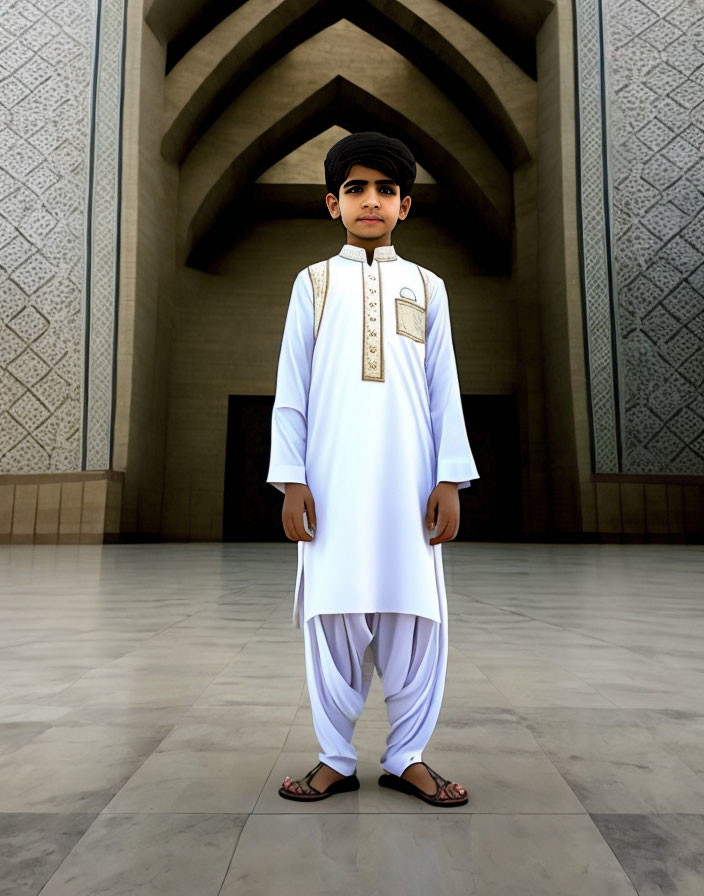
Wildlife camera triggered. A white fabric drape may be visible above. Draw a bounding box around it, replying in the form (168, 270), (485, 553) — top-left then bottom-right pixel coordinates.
(301, 590), (449, 777)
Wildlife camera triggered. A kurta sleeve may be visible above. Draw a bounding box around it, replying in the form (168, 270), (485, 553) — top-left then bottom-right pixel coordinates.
(266, 270), (314, 495)
(425, 274), (480, 490)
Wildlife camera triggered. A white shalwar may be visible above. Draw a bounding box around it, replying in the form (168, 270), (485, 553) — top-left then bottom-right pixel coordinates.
(299, 584), (449, 777)
(266, 242), (479, 775)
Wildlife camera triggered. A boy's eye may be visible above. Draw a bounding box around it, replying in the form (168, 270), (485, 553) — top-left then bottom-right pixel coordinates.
(345, 186), (396, 194)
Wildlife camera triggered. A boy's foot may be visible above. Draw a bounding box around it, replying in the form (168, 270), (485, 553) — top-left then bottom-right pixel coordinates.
(281, 761), (345, 795)
(402, 761), (467, 801)
(279, 761), (360, 801)
(378, 760), (468, 806)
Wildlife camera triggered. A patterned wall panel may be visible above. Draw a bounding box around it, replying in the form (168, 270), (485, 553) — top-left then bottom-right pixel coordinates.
(0, 0), (125, 473)
(576, 0), (704, 474)
(84, 0), (126, 470)
(604, 0), (704, 474)
(4, 0), (700, 477)
(574, 0), (621, 472)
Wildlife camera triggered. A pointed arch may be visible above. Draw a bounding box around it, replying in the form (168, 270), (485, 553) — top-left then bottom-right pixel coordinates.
(185, 77), (511, 272)
(146, 0), (554, 80)
(177, 22), (510, 229)
(160, 0), (532, 169)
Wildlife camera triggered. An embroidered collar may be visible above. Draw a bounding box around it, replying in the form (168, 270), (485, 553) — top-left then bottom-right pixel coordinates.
(339, 243), (397, 263)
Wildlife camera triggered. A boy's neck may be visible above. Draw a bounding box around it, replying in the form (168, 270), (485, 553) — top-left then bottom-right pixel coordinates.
(346, 236), (393, 266)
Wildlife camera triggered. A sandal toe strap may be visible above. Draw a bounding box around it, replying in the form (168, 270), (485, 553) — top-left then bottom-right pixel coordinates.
(287, 761), (324, 795)
(421, 762), (461, 800)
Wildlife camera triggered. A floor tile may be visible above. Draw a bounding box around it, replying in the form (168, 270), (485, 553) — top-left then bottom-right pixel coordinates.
(220, 813), (637, 895)
(1, 542), (702, 893)
(0, 813), (97, 896)
(36, 813), (245, 896)
(591, 813), (704, 896)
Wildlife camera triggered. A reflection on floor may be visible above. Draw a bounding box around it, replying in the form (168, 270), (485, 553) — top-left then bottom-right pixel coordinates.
(0, 542), (703, 895)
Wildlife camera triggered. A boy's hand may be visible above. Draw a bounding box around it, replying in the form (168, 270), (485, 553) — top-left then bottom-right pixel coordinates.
(426, 482), (460, 545)
(282, 483), (317, 542)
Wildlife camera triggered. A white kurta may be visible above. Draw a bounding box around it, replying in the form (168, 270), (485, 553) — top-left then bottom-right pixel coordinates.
(267, 242), (479, 627)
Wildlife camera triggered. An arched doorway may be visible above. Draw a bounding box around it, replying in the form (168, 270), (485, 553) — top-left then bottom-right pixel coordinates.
(116, 0), (574, 541)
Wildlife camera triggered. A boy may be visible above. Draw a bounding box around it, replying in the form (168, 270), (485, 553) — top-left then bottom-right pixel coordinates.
(266, 131), (479, 806)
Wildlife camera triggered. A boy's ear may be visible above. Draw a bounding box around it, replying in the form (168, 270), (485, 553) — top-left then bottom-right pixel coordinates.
(398, 194), (412, 220)
(325, 192), (341, 219)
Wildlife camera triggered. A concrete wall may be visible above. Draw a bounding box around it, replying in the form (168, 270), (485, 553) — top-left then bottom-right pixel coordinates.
(4, 0), (701, 542)
(0, 472), (123, 544)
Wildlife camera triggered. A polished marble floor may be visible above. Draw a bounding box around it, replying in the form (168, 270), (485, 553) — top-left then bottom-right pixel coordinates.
(0, 541), (703, 895)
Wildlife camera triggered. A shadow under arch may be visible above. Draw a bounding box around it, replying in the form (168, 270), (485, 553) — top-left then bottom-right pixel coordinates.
(185, 76), (512, 272)
(161, 0), (531, 170)
(147, 0), (554, 81)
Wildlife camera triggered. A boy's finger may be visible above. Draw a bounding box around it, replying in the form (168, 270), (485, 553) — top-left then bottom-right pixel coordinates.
(301, 511), (315, 539)
(431, 517), (453, 544)
(425, 501), (437, 529)
(285, 510), (307, 542)
(296, 515), (312, 541)
(441, 516), (458, 538)
(429, 523), (443, 544)
(296, 526), (312, 542)
(306, 502), (317, 529)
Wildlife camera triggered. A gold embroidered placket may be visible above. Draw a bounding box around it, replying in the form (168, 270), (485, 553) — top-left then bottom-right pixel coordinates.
(307, 259), (329, 342)
(337, 244), (398, 382)
(362, 260), (384, 382)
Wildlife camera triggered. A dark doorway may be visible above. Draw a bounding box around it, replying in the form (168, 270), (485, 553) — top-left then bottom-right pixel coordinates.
(457, 394), (522, 539)
(223, 395), (283, 541)
(223, 394), (522, 541)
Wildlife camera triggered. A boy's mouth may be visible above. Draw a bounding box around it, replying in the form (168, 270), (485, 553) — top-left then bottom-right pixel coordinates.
(359, 217), (383, 222)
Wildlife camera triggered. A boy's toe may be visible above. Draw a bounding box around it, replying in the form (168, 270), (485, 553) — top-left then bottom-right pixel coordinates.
(282, 776), (300, 793)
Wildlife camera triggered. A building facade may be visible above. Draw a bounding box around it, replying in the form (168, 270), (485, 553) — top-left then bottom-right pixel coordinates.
(1, 0), (702, 542)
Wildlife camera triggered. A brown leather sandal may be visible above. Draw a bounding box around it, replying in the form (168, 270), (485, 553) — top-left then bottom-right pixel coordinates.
(278, 761), (361, 802)
(378, 761), (468, 807)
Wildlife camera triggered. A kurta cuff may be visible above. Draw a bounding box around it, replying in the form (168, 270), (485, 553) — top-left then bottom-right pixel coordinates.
(266, 465), (307, 495)
(436, 459), (479, 491)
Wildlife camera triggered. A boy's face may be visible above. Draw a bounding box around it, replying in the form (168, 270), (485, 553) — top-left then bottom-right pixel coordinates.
(325, 163), (411, 245)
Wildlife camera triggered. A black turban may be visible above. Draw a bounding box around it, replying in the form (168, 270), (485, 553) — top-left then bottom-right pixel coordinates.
(324, 131), (416, 198)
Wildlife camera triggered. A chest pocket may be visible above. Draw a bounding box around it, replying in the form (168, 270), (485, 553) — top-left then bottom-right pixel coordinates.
(395, 266), (429, 344)
(395, 298), (425, 343)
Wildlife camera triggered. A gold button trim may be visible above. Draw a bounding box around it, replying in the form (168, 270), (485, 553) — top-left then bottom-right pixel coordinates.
(362, 261), (384, 382)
